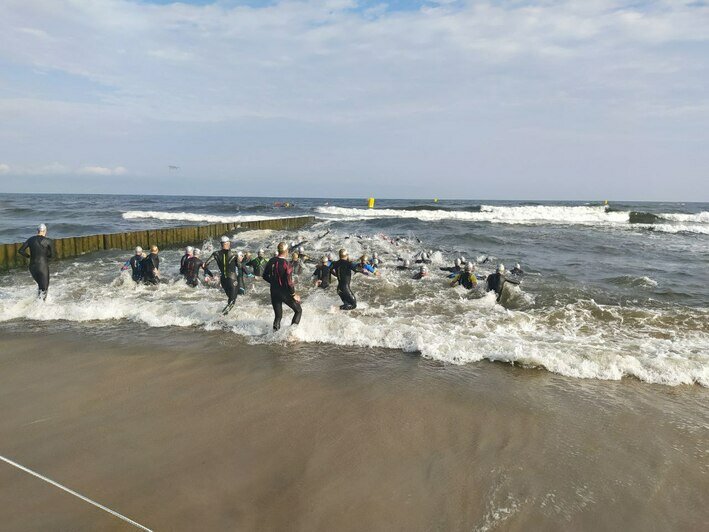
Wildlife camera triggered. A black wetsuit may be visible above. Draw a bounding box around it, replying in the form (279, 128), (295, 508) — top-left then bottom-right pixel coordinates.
(128, 254), (144, 282)
(184, 256), (205, 287)
(312, 264), (331, 288)
(247, 256), (268, 277)
(412, 271), (428, 280)
(440, 265), (462, 274)
(18, 235), (53, 299)
(511, 267), (524, 276)
(486, 272), (517, 301)
(141, 253), (160, 285)
(263, 256), (302, 330)
(205, 250), (239, 304)
(179, 254), (191, 276)
(330, 259), (357, 309)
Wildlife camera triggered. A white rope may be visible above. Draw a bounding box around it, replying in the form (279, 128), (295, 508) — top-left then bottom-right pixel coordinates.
(0, 454), (152, 531)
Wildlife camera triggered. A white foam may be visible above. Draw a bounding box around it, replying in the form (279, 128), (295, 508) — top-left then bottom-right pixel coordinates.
(1, 245), (706, 388)
(122, 211), (283, 223)
(315, 205), (709, 234)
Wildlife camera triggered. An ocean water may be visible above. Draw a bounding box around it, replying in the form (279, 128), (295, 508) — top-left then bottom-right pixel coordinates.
(1, 193), (707, 386)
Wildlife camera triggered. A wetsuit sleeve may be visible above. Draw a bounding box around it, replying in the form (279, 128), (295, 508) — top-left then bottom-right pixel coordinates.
(450, 274), (461, 287)
(203, 253), (215, 268)
(18, 239), (30, 258)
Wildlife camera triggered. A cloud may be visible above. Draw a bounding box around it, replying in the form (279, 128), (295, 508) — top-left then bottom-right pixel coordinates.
(0, 163), (10, 174)
(77, 165), (128, 176)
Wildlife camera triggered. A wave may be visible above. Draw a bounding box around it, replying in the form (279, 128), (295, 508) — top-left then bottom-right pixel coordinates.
(315, 206), (709, 234)
(122, 211), (284, 223)
(0, 227), (706, 388)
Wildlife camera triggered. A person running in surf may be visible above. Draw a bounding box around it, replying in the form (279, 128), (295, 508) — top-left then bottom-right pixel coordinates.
(179, 246), (194, 276)
(486, 263), (520, 302)
(263, 242), (302, 331)
(312, 256), (331, 288)
(184, 248), (212, 287)
(203, 236), (239, 314)
(121, 246), (146, 283)
(18, 223), (53, 300)
(330, 248), (358, 310)
(247, 248), (269, 277)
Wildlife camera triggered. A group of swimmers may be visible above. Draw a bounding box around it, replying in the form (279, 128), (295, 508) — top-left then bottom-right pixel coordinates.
(19, 224), (524, 332)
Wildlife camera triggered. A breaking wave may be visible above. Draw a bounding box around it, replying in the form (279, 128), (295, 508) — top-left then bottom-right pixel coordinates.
(122, 211), (284, 223)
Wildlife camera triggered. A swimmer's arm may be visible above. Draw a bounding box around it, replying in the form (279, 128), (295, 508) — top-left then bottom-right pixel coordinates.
(18, 240), (29, 258)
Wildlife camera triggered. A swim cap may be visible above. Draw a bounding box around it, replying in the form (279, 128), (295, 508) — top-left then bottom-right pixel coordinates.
(237, 251), (244, 258)
(403, 259), (411, 267)
(258, 248), (265, 256)
(372, 258), (379, 266)
(298, 246), (304, 254)
(420, 265), (427, 273)
(421, 252), (428, 260)
(135, 246), (143, 254)
(460, 256), (466, 263)
(292, 252), (299, 260)
(339, 248), (348, 259)
(327, 252), (334, 260)
(151, 245), (159, 253)
(515, 263), (521, 269)
(465, 262), (474, 272)
(321, 256), (328, 264)
(194, 248), (201, 257)
(37, 223), (47, 233)
(185, 246), (194, 254)
(277, 242), (288, 254)
(220, 236), (229, 244)
(498, 263), (505, 273)
(454, 258), (461, 267)
(373, 252), (378, 259)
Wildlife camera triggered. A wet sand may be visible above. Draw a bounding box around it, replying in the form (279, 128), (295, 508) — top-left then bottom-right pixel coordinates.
(0, 325), (707, 531)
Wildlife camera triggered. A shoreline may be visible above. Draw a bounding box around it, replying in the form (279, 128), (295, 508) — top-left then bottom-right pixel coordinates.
(1, 325), (706, 530)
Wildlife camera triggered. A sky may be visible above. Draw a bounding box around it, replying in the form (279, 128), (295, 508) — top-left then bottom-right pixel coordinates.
(0, 0), (707, 200)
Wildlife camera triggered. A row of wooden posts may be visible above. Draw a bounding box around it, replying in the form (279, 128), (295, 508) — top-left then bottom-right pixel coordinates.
(0, 216), (315, 272)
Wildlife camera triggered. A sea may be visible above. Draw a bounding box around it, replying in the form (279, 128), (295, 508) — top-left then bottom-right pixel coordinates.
(0, 193), (707, 387)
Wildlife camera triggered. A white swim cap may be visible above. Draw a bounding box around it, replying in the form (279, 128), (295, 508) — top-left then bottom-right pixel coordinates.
(237, 251), (244, 258)
(37, 223), (47, 233)
(135, 246), (143, 254)
(373, 252), (378, 258)
(403, 259), (411, 267)
(460, 256), (466, 263)
(321, 256), (328, 264)
(498, 263), (505, 273)
(194, 248), (201, 257)
(298, 246), (304, 253)
(454, 258), (461, 267)
(220, 236), (229, 243)
(258, 248), (265, 256)
(516, 263), (521, 269)
(465, 262), (474, 272)
(420, 265), (427, 272)
(185, 246), (194, 254)
(372, 258), (379, 265)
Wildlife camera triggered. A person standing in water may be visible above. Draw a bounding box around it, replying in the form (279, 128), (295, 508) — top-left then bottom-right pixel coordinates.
(121, 246), (146, 283)
(330, 248), (358, 310)
(263, 241), (302, 331)
(179, 246), (194, 276)
(486, 263), (519, 302)
(204, 236), (239, 314)
(312, 256), (331, 288)
(18, 223), (53, 300)
(247, 248), (269, 277)
(450, 262), (478, 289)
(141, 245), (161, 285)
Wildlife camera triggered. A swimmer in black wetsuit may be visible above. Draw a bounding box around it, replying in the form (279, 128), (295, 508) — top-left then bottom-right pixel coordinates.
(184, 248), (210, 287)
(121, 246), (146, 282)
(486, 263), (520, 302)
(330, 248), (357, 310)
(179, 246), (194, 276)
(396, 259), (412, 271)
(141, 245), (161, 285)
(312, 256), (331, 288)
(204, 236), (239, 313)
(511, 263), (524, 276)
(412, 264), (429, 280)
(440, 258), (462, 276)
(18, 223), (53, 300)
(247, 249), (269, 277)
(263, 241), (302, 330)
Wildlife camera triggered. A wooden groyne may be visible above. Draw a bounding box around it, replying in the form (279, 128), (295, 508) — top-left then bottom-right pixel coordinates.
(0, 216), (315, 272)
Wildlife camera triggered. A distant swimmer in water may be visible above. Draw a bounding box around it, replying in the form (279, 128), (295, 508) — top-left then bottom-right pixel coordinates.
(263, 241), (302, 331)
(440, 258), (462, 276)
(511, 263), (524, 276)
(450, 262), (478, 290)
(415, 252), (432, 264)
(204, 236), (239, 314)
(312, 256), (331, 288)
(486, 263), (520, 302)
(330, 248), (358, 310)
(235, 251), (248, 294)
(289, 239), (308, 253)
(412, 264), (429, 280)
(297, 246), (311, 262)
(247, 248), (269, 277)
(18, 223), (53, 300)
(290, 252), (304, 275)
(369, 252), (383, 267)
(121, 246), (146, 283)
(354, 255), (378, 276)
(141, 245), (161, 285)
(179, 246), (194, 276)
(396, 259), (412, 271)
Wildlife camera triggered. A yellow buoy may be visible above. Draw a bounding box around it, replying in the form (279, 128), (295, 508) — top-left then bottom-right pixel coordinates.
(434, 198), (439, 203)
(368, 197), (375, 209)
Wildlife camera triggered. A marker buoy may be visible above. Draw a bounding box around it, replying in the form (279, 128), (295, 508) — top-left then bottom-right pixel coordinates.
(368, 197), (375, 209)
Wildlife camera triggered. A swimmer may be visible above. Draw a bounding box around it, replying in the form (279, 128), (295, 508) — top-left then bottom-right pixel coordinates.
(486, 263), (520, 302)
(450, 262), (478, 290)
(412, 264), (429, 280)
(203, 236), (239, 314)
(290, 252), (303, 275)
(440, 258), (462, 275)
(18, 223), (53, 300)
(121, 246), (146, 283)
(396, 259), (413, 271)
(262, 242), (302, 331)
(141, 245), (161, 285)
(354, 255), (377, 276)
(247, 248), (269, 277)
(179, 246), (194, 276)
(511, 263), (524, 276)
(312, 256), (331, 288)
(330, 248), (358, 310)
(184, 248), (207, 287)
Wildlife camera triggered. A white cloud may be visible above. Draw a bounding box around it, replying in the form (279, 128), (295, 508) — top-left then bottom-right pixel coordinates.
(0, 163), (11, 174)
(78, 165), (128, 176)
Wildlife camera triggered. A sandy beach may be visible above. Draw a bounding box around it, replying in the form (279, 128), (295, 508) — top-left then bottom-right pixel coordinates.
(1, 323), (706, 531)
